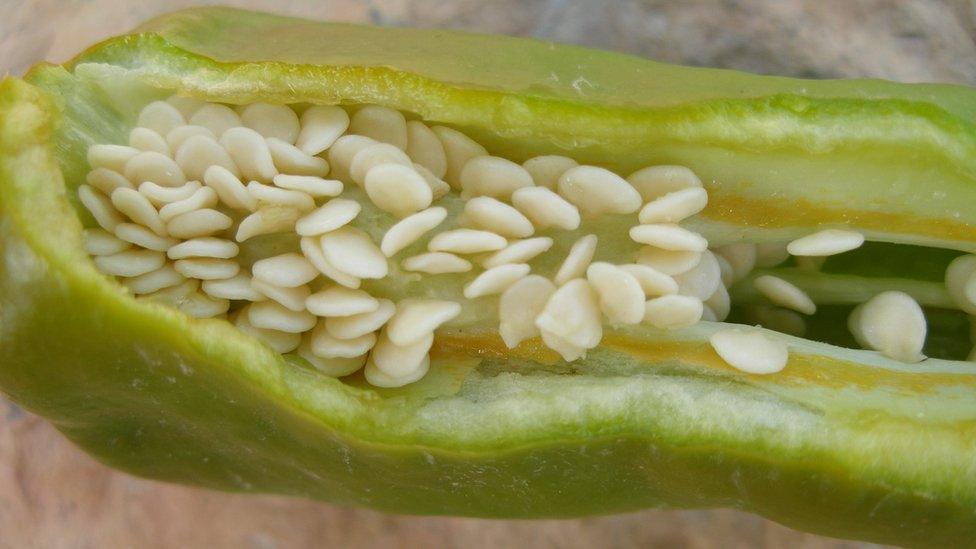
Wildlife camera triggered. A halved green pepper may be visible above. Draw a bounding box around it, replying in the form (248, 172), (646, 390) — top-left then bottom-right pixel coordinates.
(2, 7), (976, 546)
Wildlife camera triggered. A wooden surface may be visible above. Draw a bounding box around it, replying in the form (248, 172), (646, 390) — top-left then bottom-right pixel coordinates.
(1, 1), (972, 547)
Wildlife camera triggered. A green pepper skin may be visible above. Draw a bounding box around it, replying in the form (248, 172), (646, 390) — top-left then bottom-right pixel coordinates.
(2, 8), (976, 547)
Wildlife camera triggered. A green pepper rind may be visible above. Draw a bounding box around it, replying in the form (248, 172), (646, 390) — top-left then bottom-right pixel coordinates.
(2, 9), (976, 546)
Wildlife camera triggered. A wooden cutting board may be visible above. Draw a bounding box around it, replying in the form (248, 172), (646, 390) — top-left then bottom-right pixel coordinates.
(3, 1), (971, 547)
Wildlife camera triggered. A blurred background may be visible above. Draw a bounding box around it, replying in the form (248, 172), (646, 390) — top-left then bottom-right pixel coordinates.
(1, 1), (973, 547)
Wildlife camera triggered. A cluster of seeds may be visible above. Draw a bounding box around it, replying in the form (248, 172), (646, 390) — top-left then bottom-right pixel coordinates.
(78, 95), (944, 387)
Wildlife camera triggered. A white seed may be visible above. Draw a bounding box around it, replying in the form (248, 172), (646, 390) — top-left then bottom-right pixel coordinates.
(247, 181), (314, 211)
(78, 185), (124, 231)
(178, 292), (230, 318)
(167, 237), (238, 260)
(111, 187), (167, 235)
(325, 298), (396, 340)
(235, 306), (301, 353)
(221, 127), (278, 183)
(129, 127), (169, 155)
(553, 234), (598, 286)
(380, 207), (447, 257)
(412, 163), (451, 200)
(401, 252), (472, 274)
(747, 306), (807, 337)
(787, 229), (865, 257)
(175, 134), (239, 181)
(173, 258), (240, 280)
(364, 163), (433, 217)
(273, 174), (343, 198)
(673, 250), (722, 301)
(310, 321), (377, 358)
(319, 226), (389, 279)
(638, 187), (709, 224)
(371, 330), (434, 379)
(248, 300), (316, 333)
(849, 291), (926, 362)
(189, 104), (242, 137)
(114, 223), (179, 251)
(298, 341), (366, 377)
(349, 105), (408, 150)
(83, 228), (131, 256)
(428, 229), (507, 254)
(250, 278), (311, 312)
(635, 247), (702, 276)
(511, 186), (581, 231)
(305, 286), (379, 317)
(535, 279), (603, 354)
(203, 165), (257, 211)
(463, 263), (531, 299)
(386, 299), (462, 346)
(405, 121), (447, 178)
(236, 207), (300, 242)
(705, 284), (731, 321)
(618, 264), (678, 297)
(558, 166), (642, 215)
(86, 168), (134, 195)
(166, 125), (214, 152)
(714, 243), (757, 284)
(755, 241), (790, 268)
(945, 255), (976, 314)
(202, 273), (265, 301)
(586, 262), (645, 325)
(138, 101), (186, 136)
(87, 144), (139, 173)
(753, 275), (817, 315)
(710, 328), (789, 374)
(627, 165), (703, 201)
(125, 151), (185, 188)
(463, 197), (534, 238)
(629, 224), (708, 252)
(158, 186), (218, 222)
(252, 253), (319, 288)
(349, 143), (412, 186)
(166, 208), (233, 239)
(327, 135), (376, 182)
(483, 237), (553, 268)
(701, 305), (717, 322)
(93, 249), (166, 277)
(459, 156), (534, 200)
(296, 105), (350, 155)
(643, 295), (703, 329)
(139, 278), (199, 307)
(266, 138), (330, 177)
(139, 180), (202, 207)
(523, 155), (578, 190)
(364, 354), (429, 388)
(498, 275), (556, 349)
(295, 198), (361, 237)
(539, 329), (587, 362)
(300, 236), (362, 289)
(715, 253), (734, 288)
(166, 96), (206, 120)
(431, 125), (487, 188)
(123, 263), (185, 295)
(240, 103), (301, 143)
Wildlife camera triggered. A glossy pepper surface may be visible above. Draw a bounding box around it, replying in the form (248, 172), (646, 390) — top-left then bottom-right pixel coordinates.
(1, 8), (975, 546)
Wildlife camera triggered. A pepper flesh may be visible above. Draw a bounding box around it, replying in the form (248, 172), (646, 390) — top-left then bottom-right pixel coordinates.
(1, 8), (976, 546)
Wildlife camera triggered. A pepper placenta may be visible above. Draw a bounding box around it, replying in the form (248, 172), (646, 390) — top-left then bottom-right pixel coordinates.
(1, 7), (976, 546)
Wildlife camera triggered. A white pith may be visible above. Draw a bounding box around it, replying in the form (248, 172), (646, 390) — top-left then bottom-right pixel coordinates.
(77, 97), (944, 387)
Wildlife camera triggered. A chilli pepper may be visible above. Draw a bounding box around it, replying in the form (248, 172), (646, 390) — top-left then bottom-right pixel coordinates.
(1, 7), (976, 546)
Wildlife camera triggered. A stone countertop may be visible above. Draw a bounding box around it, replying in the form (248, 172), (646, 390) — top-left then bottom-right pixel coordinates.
(1, 1), (973, 547)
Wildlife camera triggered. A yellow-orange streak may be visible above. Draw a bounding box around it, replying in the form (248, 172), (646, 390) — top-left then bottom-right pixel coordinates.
(434, 332), (976, 394)
(704, 193), (976, 243)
